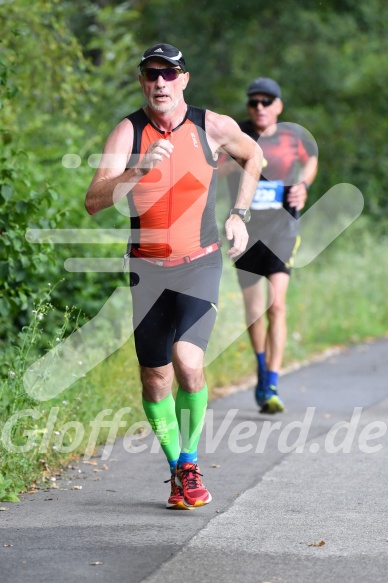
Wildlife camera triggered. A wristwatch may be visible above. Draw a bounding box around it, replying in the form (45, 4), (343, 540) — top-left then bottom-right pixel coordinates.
(230, 208), (251, 223)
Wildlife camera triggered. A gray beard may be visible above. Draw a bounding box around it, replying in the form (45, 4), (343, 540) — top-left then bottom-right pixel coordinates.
(149, 94), (181, 114)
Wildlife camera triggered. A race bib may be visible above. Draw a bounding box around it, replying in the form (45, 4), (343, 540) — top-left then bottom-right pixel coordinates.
(251, 180), (285, 210)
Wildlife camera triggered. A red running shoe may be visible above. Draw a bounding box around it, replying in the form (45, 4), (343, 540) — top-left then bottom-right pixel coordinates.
(175, 463), (212, 508)
(165, 474), (192, 510)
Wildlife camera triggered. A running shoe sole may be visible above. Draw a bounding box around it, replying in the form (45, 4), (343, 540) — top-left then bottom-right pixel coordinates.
(178, 492), (212, 509)
(166, 499), (193, 510)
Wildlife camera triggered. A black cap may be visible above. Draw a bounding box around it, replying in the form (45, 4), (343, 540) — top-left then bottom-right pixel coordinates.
(246, 77), (281, 99)
(138, 44), (186, 72)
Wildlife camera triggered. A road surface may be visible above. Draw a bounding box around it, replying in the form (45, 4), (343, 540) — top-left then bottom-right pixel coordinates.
(1, 339), (388, 583)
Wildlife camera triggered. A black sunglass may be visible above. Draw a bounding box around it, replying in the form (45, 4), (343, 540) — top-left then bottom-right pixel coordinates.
(141, 68), (184, 82)
(248, 98), (275, 108)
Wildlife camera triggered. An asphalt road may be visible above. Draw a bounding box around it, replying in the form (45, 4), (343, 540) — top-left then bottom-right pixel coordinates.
(1, 339), (388, 583)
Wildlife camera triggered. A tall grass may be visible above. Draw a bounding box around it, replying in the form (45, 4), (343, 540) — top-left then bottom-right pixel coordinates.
(286, 215), (388, 359)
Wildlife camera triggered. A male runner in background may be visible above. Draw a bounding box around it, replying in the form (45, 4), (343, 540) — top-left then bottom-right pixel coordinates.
(85, 44), (261, 509)
(226, 77), (317, 413)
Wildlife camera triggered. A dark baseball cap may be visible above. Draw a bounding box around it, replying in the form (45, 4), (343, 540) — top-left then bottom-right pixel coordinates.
(246, 77), (282, 99)
(138, 44), (186, 72)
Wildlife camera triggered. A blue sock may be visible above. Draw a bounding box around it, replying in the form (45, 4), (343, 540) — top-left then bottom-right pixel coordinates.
(256, 352), (267, 386)
(177, 451), (197, 467)
(267, 370), (279, 390)
(168, 459), (179, 474)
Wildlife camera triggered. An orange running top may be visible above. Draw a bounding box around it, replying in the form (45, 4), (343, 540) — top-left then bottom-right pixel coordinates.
(126, 106), (219, 260)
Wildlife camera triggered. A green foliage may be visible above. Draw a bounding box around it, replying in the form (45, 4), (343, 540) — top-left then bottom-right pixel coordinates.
(0, 294), (85, 494)
(0, 144), (65, 338)
(0, 0), (135, 344)
(286, 215), (388, 354)
(0, 473), (20, 502)
(0, 0), (90, 123)
(0, 7), (70, 341)
(0, 292), (140, 495)
(85, 1), (142, 124)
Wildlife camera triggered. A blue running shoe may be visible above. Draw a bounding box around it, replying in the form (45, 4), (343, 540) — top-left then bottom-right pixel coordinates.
(259, 386), (285, 414)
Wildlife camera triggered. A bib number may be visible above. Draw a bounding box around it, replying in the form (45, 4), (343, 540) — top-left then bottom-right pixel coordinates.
(251, 180), (285, 210)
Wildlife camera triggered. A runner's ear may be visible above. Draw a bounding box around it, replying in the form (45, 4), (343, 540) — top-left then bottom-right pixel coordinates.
(274, 99), (283, 116)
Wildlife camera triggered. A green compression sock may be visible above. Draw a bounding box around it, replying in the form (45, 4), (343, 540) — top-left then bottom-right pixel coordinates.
(175, 385), (208, 463)
(142, 393), (180, 464)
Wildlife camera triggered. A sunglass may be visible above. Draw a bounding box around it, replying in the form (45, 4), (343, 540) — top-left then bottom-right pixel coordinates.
(248, 97), (275, 108)
(141, 67), (184, 82)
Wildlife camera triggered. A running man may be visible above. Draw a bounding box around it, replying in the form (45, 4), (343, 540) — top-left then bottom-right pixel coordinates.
(226, 77), (318, 413)
(85, 44), (261, 509)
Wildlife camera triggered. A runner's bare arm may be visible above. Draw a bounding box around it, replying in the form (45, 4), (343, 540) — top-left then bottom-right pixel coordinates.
(206, 111), (263, 257)
(85, 118), (174, 215)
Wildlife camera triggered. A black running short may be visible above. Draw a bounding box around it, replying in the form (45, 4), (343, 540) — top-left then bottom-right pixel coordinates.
(129, 251), (222, 368)
(234, 209), (300, 289)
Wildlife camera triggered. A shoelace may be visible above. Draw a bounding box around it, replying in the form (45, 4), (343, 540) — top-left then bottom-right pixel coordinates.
(179, 466), (203, 490)
(164, 475), (183, 493)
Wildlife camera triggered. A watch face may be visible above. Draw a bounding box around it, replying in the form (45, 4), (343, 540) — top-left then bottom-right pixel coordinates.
(243, 209), (251, 223)
(230, 208), (251, 222)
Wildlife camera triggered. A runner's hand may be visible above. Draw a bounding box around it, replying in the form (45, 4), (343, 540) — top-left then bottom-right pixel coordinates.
(137, 139), (174, 174)
(225, 215), (249, 258)
(288, 182), (308, 211)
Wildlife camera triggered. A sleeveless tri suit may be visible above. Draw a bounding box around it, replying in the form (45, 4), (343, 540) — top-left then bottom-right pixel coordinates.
(126, 106), (222, 367)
